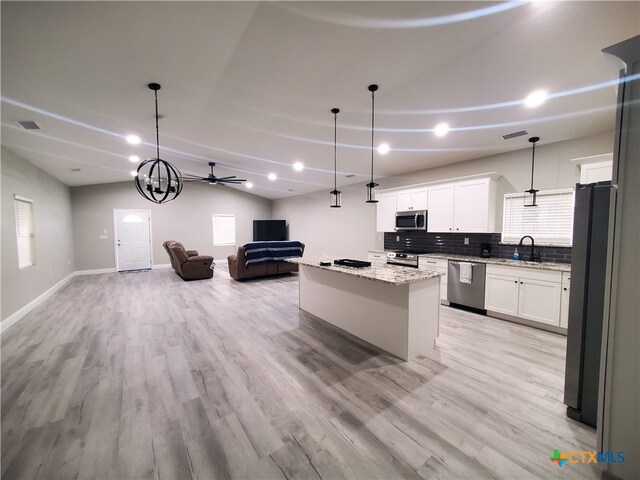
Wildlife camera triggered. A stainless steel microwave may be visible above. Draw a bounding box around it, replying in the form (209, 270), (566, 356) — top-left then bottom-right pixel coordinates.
(395, 210), (427, 230)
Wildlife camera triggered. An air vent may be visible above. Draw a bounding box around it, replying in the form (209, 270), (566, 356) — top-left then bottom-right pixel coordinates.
(16, 120), (40, 130)
(503, 130), (527, 140)
(345, 174), (356, 178)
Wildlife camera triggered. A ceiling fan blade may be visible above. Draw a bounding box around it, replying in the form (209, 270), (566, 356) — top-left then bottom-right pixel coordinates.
(219, 179), (246, 184)
(215, 176), (237, 181)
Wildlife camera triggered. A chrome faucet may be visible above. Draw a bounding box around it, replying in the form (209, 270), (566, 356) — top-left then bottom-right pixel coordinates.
(518, 235), (540, 262)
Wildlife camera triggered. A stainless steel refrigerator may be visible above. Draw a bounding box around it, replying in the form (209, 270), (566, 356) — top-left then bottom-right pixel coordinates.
(564, 181), (614, 427)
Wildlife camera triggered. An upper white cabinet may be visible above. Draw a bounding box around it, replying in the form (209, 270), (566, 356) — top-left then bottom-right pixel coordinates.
(396, 187), (427, 211)
(581, 161), (612, 184)
(376, 192), (397, 232)
(426, 184), (455, 232)
(454, 178), (496, 233)
(427, 177), (497, 233)
(572, 153), (613, 184)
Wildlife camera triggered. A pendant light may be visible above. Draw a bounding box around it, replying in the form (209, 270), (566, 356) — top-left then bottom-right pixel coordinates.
(365, 84), (379, 203)
(134, 83), (183, 204)
(330, 107), (341, 208)
(524, 136), (540, 207)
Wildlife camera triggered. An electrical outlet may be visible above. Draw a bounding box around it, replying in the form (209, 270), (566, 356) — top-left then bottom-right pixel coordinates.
(396, 235), (400, 242)
(464, 237), (470, 245)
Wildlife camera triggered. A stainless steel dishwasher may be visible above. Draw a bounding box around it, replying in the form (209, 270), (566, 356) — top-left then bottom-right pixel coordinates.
(447, 261), (486, 310)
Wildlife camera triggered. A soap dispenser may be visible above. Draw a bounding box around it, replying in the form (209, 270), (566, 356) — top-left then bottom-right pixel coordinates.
(513, 248), (520, 261)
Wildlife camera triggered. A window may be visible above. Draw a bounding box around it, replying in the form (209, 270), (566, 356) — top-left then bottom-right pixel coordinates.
(212, 214), (236, 246)
(14, 195), (35, 268)
(502, 188), (574, 246)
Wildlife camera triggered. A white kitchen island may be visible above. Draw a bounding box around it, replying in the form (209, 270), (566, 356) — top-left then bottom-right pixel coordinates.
(286, 258), (443, 361)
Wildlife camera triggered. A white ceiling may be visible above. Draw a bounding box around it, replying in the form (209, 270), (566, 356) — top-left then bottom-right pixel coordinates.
(2, 1), (638, 199)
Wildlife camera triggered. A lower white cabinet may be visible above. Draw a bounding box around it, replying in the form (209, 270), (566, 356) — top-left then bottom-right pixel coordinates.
(368, 251), (387, 264)
(485, 264), (564, 327)
(418, 257), (448, 302)
(485, 274), (519, 316)
(560, 272), (571, 329)
(517, 278), (562, 325)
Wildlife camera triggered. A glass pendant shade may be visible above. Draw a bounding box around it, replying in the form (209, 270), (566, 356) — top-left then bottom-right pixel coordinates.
(366, 181), (379, 203)
(330, 189), (341, 208)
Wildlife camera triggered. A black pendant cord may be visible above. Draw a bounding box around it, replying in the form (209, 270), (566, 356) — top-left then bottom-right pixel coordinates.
(154, 89), (160, 160)
(530, 141), (536, 190)
(370, 89), (375, 182)
(334, 110), (338, 191)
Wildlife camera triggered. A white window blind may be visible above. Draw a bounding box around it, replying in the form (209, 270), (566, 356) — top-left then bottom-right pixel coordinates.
(212, 214), (236, 246)
(502, 189), (574, 246)
(14, 195), (35, 268)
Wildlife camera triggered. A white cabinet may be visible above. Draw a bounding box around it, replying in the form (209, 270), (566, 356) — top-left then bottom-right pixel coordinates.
(418, 257), (448, 301)
(580, 161), (613, 183)
(485, 264), (563, 326)
(517, 278), (562, 325)
(485, 273), (520, 316)
(426, 178), (496, 233)
(368, 251), (387, 264)
(426, 184), (455, 232)
(376, 193), (397, 232)
(560, 272), (571, 329)
(454, 178), (496, 233)
(396, 187), (427, 211)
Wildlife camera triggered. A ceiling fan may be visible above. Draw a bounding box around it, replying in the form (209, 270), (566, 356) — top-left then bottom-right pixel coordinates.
(182, 162), (247, 185)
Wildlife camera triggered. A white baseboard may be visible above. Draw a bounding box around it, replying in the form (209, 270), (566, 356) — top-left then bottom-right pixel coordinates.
(1, 272), (75, 334)
(152, 263), (172, 269)
(74, 267), (117, 276)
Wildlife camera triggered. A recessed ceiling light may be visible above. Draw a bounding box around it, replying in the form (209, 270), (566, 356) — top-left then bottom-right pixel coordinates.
(129, 155), (140, 163)
(434, 123), (450, 137)
(126, 134), (141, 145)
(293, 162), (304, 171)
(524, 90), (547, 108)
(268, 173), (277, 181)
(246, 182), (253, 189)
(377, 143), (390, 155)
(130, 170), (138, 177)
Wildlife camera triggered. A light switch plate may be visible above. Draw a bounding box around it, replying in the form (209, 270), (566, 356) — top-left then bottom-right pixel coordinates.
(464, 237), (470, 245)
(99, 234), (108, 240)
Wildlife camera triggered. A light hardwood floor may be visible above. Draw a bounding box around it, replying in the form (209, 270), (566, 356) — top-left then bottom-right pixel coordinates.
(2, 267), (599, 479)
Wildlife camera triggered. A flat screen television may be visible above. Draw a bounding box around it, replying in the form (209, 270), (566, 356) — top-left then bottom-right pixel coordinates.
(253, 220), (287, 241)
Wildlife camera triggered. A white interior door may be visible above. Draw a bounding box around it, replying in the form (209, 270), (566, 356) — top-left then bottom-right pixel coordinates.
(114, 209), (152, 272)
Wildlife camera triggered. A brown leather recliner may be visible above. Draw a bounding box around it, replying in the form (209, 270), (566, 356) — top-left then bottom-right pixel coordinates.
(227, 243), (304, 281)
(163, 240), (214, 280)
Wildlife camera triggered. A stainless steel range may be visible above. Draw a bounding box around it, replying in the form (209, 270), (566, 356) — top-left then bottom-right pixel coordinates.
(386, 251), (420, 268)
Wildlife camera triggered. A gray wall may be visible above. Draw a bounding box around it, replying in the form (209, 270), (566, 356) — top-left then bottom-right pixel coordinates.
(71, 180), (272, 270)
(273, 182), (378, 260)
(273, 131), (614, 258)
(1, 147), (75, 322)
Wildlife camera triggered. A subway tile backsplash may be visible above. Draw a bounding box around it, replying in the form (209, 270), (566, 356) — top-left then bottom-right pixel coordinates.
(384, 232), (572, 264)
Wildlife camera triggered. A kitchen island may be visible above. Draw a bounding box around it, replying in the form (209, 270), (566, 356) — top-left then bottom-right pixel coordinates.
(286, 258), (443, 361)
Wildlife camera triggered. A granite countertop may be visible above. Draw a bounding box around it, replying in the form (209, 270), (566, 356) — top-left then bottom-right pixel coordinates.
(286, 257), (443, 285)
(419, 253), (571, 272)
